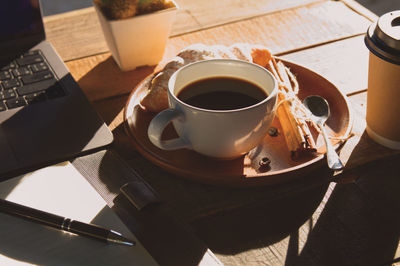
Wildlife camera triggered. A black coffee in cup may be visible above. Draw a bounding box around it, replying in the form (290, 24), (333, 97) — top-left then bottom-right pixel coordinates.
(177, 76), (268, 110)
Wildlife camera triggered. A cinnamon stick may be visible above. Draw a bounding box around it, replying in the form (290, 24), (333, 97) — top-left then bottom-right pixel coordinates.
(276, 93), (301, 153)
(269, 57), (317, 157)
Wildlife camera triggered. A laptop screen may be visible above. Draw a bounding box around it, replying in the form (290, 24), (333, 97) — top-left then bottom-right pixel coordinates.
(0, 0), (45, 53)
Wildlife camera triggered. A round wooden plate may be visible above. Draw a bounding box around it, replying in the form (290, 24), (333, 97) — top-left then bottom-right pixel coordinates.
(124, 59), (353, 187)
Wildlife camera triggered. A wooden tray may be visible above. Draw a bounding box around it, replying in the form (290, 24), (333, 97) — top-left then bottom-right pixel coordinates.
(124, 59), (353, 187)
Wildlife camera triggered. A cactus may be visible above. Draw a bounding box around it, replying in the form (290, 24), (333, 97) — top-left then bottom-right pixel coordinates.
(138, 0), (166, 14)
(95, 0), (138, 20)
(94, 0), (175, 19)
(111, 0), (138, 19)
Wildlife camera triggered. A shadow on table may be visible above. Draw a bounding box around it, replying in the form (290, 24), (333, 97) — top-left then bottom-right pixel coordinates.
(189, 130), (400, 265)
(190, 171), (331, 255)
(342, 130), (400, 182)
(286, 131), (400, 265)
(287, 156), (400, 266)
(76, 55), (154, 103)
(189, 167), (400, 265)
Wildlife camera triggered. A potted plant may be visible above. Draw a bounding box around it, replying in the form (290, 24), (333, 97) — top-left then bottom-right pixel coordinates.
(93, 0), (178, 71)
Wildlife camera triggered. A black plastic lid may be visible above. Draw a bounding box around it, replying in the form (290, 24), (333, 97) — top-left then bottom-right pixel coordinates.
(365, 10), (400, 65)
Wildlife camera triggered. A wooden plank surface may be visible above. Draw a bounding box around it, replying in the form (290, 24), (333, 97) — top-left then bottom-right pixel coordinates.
(44, 0), (322, 62)
(281, 36), (370, 95)
(66, 0), (372, 102)
(341, 0), (379, 21)
(174, 0), (322, 34)
(52, 1), (400, 265)
(44, 8), (107, 62)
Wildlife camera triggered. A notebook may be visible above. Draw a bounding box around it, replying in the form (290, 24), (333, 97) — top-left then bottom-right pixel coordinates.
(0, 162), (158, 266)
(0, 1), (113, 180)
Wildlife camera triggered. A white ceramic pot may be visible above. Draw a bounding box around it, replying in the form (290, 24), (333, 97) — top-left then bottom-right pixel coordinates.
(94, 1), (178, 71)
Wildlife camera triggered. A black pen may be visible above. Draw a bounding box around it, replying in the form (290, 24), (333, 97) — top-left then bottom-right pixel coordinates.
(0, 198), (135, 246)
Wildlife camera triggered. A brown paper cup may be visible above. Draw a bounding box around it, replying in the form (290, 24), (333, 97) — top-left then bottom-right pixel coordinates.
(366, 52), (400, 149)
(365, 10), (400, 149)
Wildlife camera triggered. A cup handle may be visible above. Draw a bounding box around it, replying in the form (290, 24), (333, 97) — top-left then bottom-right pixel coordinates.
(148, 108), (191, 150)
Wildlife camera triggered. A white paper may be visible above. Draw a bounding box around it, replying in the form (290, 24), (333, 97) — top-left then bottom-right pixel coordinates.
(0, 162), (158, 266)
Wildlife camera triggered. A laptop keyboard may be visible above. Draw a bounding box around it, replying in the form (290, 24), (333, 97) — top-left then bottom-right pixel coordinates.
(0, 50), (65, 112)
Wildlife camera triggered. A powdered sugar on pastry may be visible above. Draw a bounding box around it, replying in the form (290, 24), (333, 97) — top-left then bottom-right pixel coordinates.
(228, 43), (253, 61)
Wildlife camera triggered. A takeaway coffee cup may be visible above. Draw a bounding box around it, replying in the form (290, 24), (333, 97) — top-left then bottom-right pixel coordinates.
(365, 10), (400, 149)
(147, 59), (278, 159)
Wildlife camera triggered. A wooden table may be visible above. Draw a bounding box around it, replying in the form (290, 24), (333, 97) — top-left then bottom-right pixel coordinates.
(44, 0), (400, 265)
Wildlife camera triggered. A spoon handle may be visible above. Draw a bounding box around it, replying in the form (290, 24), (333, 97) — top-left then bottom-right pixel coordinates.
(319, 123), (344, 171)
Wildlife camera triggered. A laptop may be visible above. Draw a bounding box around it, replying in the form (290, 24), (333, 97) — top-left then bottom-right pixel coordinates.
(0, 0), (114, 180)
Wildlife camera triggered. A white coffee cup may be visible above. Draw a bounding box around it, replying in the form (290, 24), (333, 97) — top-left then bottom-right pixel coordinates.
(147, 59), (278, 159)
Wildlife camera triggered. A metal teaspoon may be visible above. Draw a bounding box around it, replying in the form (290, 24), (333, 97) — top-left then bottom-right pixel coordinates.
(303, 95), (344, 170)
